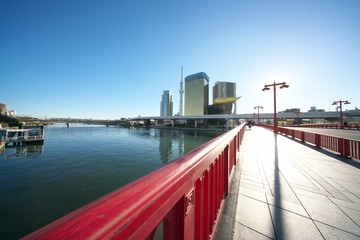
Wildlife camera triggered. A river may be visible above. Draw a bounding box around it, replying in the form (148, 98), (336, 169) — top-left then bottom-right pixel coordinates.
(0, 124), (222, 239)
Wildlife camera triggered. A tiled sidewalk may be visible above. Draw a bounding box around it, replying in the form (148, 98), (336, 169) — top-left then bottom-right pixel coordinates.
(215, 127), (360, 240)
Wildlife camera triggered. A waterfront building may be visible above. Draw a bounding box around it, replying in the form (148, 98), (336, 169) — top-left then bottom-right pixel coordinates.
(160, 90), (173, 117)
(184, 72), (209, 116)
(0, 103), (7, 115)
(213, 81), (237, 114)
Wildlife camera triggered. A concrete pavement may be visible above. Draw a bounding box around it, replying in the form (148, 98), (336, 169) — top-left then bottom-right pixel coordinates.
(215, 126), (360, 239)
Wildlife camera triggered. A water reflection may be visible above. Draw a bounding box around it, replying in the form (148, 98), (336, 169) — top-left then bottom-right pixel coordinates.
(158, 129), (173, 163)
(127, 128), (221, 164)
(1, 144), (44, 160)
(157, 129), (220, 164)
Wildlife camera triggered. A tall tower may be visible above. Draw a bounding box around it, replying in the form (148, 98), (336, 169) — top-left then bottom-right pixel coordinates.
(178, 67), (184, 116)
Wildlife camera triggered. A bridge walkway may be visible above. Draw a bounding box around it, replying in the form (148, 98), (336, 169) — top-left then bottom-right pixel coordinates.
(215, 126), (360, 239)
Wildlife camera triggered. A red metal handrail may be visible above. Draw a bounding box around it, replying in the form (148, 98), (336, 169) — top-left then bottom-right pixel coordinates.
(259, 124), (360, 160)
(23, 124), (246, 240)
(294, 123), (360, 129)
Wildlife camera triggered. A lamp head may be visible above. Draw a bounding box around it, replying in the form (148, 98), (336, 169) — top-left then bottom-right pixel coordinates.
(280, 84), (289, 89)
(262, 87), (270, 91)
(344, 101), (350, 105)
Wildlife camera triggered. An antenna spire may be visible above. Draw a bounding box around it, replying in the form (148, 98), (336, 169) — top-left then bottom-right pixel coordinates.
(179, 67), (184, 116)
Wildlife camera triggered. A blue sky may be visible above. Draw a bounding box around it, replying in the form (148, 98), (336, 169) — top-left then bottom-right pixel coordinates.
(1, 0), (359, 119)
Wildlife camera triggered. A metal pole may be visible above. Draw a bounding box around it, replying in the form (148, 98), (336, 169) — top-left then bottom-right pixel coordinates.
(340, 101), (343, 129)
(273, 82), (277, 133)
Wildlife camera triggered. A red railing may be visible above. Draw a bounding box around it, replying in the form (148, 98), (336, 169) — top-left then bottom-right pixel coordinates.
(295, 123), (360, 129)
(259, 124), (360, 160)
(23, 124), (246, 240)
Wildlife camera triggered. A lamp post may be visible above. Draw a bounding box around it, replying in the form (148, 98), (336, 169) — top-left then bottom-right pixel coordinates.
(262, 81), (289, 133)
(332, 100), (350, 129)
(254, 105), (263, 125)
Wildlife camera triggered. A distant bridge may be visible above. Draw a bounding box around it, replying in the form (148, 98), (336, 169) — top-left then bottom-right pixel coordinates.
(130, 110), (360, 122)
(44, 118), (128, 126)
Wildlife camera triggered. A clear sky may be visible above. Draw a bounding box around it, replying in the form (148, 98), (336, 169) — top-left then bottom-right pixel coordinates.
(1, 0), (359, 119)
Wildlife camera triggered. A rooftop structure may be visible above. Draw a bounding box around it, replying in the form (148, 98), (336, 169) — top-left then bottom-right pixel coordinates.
(185, 72), (210, 82)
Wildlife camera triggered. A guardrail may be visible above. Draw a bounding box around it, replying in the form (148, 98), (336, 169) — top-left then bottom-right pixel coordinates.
(295, 123), (360, 129)
(259, 124), (360, 160)
(23, 123), (246, 239)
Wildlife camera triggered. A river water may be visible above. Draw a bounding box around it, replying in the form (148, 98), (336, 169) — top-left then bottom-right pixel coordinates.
(0, 124), (222, 239)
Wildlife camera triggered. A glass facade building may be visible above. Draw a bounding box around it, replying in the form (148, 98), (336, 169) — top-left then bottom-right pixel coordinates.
(184, 72), (209, 116)
(212, 81), (237, 114)
(160, 90), (173, 117)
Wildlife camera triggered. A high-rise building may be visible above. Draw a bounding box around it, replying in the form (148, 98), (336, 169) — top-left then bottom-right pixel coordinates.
(0, 103), (7, 115)
(160, 90), (173, 116)
(184, 72), (209, 116)
(212, 81), (237, 114)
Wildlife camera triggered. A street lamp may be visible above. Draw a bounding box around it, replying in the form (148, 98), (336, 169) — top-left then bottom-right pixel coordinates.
(254, 105), (263, 125)
(262, 81), (289, 133)
(332, 100), (350, 129)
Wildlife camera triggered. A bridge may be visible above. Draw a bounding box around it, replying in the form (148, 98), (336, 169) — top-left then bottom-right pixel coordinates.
(130, 110), (360, 123)
(130, 111), (344, 121)
(23, 123), (360, 239)
(39, 118), (128, 126)
(24, 110), (360, 128)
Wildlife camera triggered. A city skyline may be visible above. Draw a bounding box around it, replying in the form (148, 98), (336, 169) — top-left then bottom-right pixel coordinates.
(1, 1), (359, 119)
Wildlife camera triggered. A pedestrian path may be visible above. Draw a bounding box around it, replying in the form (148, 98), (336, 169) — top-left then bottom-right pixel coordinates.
(215, 126), (360, 240)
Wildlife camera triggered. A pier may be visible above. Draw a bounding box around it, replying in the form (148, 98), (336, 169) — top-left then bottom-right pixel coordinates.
(0, 127), (45, 147)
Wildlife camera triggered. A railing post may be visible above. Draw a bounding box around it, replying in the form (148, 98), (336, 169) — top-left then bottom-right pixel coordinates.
(183, 188), (196, 239)
(315, 134), (321, 148)
(195, 178), (203, 240)
(338, 138), (344, 156)
(343, 139), (349, 157)
(224, 147), (229, 196)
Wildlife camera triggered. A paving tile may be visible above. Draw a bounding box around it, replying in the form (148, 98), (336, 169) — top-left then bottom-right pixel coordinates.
(240, 181), (273, 195)
(266, 194), (308, 217)
(322, 176), (352, 195)
(235, 195), (275, 238)
(265, 180), (300, 204)
(331, 179), (360, 199)
(337, 205), (360, 227)
(239, 186), (267, 203)
(315, 222), (360, 240)
(241, 177), (265, 189)
(316, 179), (351, 201)
(330, 192), (360, 211)
(233, 222), (273, 240)
(293, 185), (330, 200)
(298, 194), (360, 235)
(269, 205), (323, 240)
